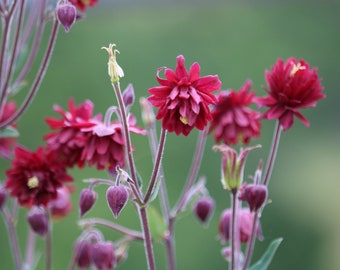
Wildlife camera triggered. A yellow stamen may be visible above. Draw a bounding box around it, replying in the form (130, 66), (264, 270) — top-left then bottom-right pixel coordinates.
(27, 176), (39, 189)
(290, 62), (306, 77)
(180, 116), (188, 125)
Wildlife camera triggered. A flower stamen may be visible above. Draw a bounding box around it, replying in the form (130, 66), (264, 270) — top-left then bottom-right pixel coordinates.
(290, 62), (306, 77)
(27, 176), (39, 189)
(180, 115), (189, 125)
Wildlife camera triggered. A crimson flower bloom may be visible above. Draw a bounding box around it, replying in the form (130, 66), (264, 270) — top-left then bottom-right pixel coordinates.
(44, 98), (97, 168)
(148, 55), (221, 136)
(209, 80), (261, 145)
(69, 0), (99, 11)
(81, 115), (146, 170)
(5, 147), (73, 207)
(0, 101), (17, 159)
(256, 58), (325, 131)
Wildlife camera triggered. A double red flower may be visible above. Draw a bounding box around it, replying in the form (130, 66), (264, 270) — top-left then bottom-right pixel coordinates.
(148, 55), (221, 136)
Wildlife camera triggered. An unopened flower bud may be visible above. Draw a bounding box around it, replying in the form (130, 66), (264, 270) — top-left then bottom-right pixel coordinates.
(91, 241), (115, 270)
(122, 84), (135, 108)
(57, 2), (77, 32)
(79, 188), (97, 217)
(193, 197), (215, 224)
(0, 185), (6, 209)
(27, 207), (49, 237)
(239, 184), (267, 212)
(106, 185), (129, 218)
(140, 97), (155, 127)
(74, 239), (92, 268)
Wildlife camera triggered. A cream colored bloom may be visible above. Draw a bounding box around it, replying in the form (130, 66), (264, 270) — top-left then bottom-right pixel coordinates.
(101, 43), (124, 82)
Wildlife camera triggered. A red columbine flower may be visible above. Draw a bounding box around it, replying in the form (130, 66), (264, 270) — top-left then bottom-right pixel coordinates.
(81, 115), (146, 170)
(69, 0), (99, 11)
(44, 98), (97, 168)
(0, 101), (18, 159)
(148, 55), (221, 136)
(256, 58), (325, 131)
(5, 147), (73, 207)
(209, 80), (261, 145)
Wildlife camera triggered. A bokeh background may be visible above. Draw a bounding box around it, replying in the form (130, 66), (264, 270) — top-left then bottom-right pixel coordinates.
(1, 0), (340, 269)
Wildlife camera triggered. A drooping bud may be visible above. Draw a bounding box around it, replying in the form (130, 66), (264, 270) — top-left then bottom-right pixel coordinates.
(79, 188), (97, 217)
(239, 184), (267, 212)
(193, 196), (215, 224)
(139, 97), (156, 127)
(122, 84), (135, 108)
(106, 185), (129, 218)
(27, 207), (49, 237)
(49, 186), (73, 219)
(218, 208), (262, 244)
(74, 239), (92, 268)
(57, 2), (77, 32)
(0, 185), (6, 209)
(91, 241), (115, 270)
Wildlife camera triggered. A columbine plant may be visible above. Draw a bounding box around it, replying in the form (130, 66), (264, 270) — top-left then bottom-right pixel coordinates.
(0, 1), (325, 270)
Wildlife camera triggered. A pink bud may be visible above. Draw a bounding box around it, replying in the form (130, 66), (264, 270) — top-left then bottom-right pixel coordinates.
(27, 207), (49, 237)
(57, 2), (77, 32)
(239, 184), (267, 212)
(91, 241), (115, 270)
(74, 239), (92, 268)
(79, 189), (97, 217)
(193, 197), (215, 224)
(106, 185), (129, 218)
(122, 84), (135, 108)
(0, 185), (6, 209)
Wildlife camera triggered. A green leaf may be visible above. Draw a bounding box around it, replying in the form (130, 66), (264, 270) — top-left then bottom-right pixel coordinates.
(0, 126), (19, 138)
(146, 206), (167, 241)
(248, 238), (283, 270)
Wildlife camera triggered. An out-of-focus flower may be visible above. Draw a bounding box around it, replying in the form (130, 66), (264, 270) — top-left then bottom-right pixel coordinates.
(239, 183), (267, 212)
(74, 239), (92, 268)
(219, 208), (262, 243)
(193, 196), (215, 224)
(57, 1), (77, 32)
(44, 98), (97, 168)
(69, 0), (99, 11)
(209, 80), (261, 145)
(213, 144), (260, 191)
(81, 115), (146, 170)
(106, 185), (129, 219)
(256, 58), (325, 131)
(79, 188), (97, 217)
(5, 146), (73, 207)
(49, 185), (74, 219)
(27, 207), (49, 237)
(91, 241), (115, 270)
(0, 101), (17, 159)
(148, 55), (221, 136)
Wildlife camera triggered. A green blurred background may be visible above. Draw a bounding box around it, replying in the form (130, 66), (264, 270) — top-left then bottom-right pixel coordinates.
(1, 0), (340, 269)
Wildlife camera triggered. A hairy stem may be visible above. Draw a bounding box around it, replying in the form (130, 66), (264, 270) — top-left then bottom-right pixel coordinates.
(242, 211), (259, 270)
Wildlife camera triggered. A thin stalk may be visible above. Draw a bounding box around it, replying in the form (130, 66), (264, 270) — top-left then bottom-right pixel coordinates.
(24, 228), (36, 268)
(112, 81), (143, 202)
(172, 127), (208, 216)
(1, 208), (22, 270)
(230, 190), (238, 270)
(242, 211), (259, 270)
(263, 121), (282, 186)
(45, 214), (52, 270)
(0, 17), (59, 128)
(139, 207), (156, 270)
(0, 0), (25, 110)
(144, 128), (167, 203)
(78, 218), (144, 240)
(112, 81), (155, 269)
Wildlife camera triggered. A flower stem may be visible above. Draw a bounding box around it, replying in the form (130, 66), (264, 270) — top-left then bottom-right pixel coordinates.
(24, 228), (36, 269)
(1, 208), (22, 270)
(45, 214), (52, 270)
(242, 211), (259, 270)
(144, 128), (167, 204)
(230, 189), (238, 270)
(0, 16), (59, 128)
(78, 218), (144, 240)
(263, 121), (282, 186)
(139, 207), (156, 270)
